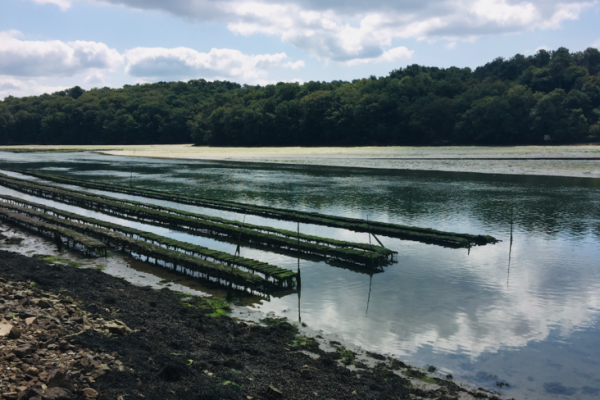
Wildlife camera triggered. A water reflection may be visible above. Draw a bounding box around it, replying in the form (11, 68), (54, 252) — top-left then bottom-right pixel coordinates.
(1, 151), (600, 399)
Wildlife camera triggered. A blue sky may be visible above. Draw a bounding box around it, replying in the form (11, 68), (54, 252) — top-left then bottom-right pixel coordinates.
(1, 0), (599, 98)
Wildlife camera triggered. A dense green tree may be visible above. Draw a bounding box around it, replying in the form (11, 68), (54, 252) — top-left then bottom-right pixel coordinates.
(2, 47), (600, 146)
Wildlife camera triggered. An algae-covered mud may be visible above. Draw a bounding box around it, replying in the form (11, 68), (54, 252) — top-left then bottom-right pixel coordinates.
(1, 150), (600, 400)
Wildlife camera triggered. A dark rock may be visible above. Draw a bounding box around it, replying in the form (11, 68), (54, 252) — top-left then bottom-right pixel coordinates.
(19, 310), (36, 319)
(267, 385), (283, 398)
(366, 351), (385, 360)
(300, 369), (312, 379)
(37, 300), (53, 309)
(46, 369), (74, 392)
(82, 388), (98, 398)
(8, 326), (22, 339)
(14, 345), (33, 358)
(157, 362), (188, 382)
(41, 387), (72, 400)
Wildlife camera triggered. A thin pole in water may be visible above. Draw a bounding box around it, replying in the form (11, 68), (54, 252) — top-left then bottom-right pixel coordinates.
(367, 215), (372, 247)
(129, 149), (135, 188)
(367, 215), (374, 268)
(232, 213), (246, 265)
(226, 212), (247, 299)
(297, 215), (301, 289)
(298, 282), (302, 324)
(507, 195), (514, 287)
(366, 274), (372, 315)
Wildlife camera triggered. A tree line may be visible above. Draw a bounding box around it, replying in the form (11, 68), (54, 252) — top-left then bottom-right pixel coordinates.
(1, 47), (599, 146)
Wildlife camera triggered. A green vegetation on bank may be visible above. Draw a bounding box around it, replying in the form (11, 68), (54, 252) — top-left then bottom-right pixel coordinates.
(1, 47), (599, 146)
(32, 254), (83, 267)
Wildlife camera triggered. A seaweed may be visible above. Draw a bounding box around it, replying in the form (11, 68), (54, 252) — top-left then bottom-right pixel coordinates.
(10, 170), (498, 247)
(403, 369), (437, 384)
(0, 174), (391, 267)
(0, 201), (272, 291)
(32, 254), (84, 267)
(0, 194), (296, 285)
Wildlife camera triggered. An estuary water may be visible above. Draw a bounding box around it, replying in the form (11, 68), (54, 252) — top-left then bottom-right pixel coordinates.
(1, 151), (599, 400)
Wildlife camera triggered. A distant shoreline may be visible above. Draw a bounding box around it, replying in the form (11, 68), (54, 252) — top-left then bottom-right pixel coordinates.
(1, 144), (599, 179)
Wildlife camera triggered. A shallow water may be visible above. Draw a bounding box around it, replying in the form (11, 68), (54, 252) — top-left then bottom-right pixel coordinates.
(1, 151), (600, 399)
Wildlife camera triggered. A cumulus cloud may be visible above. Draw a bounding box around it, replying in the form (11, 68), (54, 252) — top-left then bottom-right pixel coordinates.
(84, 72), (106, 85)
(29, 0), (73, 10)
(124, 47), (304, 80)
(0, 31), (123, 77)
(0, 29), (305, 98)
(344, 46), (413, 65)
(0, 80), (21, 91)
(95, 0), (595, 63)
(0, 77), (69, 99)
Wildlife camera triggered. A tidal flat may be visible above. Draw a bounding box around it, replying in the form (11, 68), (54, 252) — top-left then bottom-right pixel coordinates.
(2, 144), (598, 178)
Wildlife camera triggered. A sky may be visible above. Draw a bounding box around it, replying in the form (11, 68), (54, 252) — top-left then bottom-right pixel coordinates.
(1, 0), (599, 99)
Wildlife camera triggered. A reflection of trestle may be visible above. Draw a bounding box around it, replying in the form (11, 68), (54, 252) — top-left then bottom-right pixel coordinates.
(507, 196), (515, 287)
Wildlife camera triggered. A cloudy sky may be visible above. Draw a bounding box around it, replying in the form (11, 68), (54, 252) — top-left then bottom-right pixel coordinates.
(1, 0), (599, 98)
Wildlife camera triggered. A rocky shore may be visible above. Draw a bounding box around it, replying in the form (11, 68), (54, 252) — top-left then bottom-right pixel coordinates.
(0, 250), (508, 400)
(0, 274), (134, 400)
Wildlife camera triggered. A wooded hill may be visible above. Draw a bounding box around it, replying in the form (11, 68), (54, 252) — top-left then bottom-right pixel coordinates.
(1, 47), (599, 146)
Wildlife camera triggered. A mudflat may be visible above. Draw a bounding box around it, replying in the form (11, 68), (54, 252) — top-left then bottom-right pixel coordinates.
(2, 144), (599, 178)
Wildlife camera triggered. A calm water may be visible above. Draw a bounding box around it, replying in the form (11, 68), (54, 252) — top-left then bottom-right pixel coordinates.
(1, 151), (599, 400)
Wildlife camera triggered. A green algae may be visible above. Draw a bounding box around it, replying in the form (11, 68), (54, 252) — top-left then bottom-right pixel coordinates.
(403, 369), (437, 384)
(174, 292), (232, 317)
(32, 254), (83, 267)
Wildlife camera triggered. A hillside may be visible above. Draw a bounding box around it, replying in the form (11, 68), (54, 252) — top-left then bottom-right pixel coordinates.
(1, 47), (599, 146)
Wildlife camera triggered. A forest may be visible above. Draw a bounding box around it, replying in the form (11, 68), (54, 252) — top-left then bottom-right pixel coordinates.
(1, 47), (599, 146)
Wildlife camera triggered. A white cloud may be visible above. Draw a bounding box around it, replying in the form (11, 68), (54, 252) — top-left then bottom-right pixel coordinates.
(0, 30), (123, 77)
(344, 46), (413, 65)
(0, 78), (23, 92)
(124, 46), (304, 80)
(29, 0), (73, 10)
(95, 0), (596, 63)
(84, 72), (106, 85)
(0, 76), (69, 99)
(0, 29), (305, 98)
